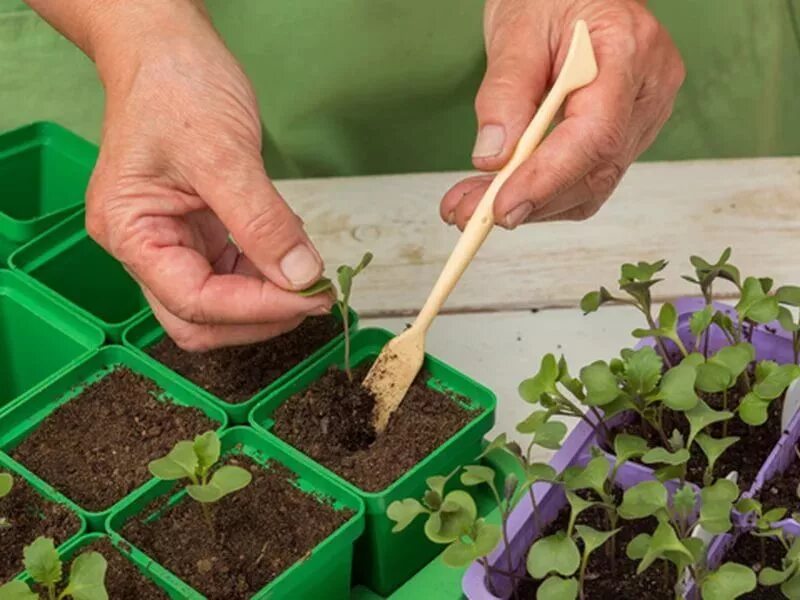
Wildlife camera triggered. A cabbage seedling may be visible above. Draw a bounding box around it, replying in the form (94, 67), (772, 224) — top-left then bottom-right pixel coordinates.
(0, 536), (107, 600)
(299, 252), (372, 381)
(148, 431), (252, 536)
(0, 471), (12, 529)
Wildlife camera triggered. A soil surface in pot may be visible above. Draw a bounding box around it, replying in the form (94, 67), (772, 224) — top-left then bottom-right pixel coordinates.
(615, 385), (783, 490)
(122, 456), (351, 600)
(725, 532), (784, 599)
(0, 478), (81, 581)
(148, 315), (341, 404)
(271, 364), (475, 492)
(11, 367), (216, 511)
(760, 453), (800, 512)
(39, 538), (168, 599)
(517, 490), (676, 599)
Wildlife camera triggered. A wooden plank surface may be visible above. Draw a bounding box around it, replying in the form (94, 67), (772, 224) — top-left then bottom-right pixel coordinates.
(277, 157), (800, 317)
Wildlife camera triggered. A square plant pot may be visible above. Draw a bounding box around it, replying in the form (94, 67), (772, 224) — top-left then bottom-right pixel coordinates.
(0, 269), (103, 414)
(0, 452), (87, 582)
(249, 327), (497, 596)
(0, 346), (228, 530)
(0, 122), (96, 247)
(7, 532), (188, 599)
(122, 306), (359, 424)
(9, 209), (149, 341)
(106, 427), (366, 600)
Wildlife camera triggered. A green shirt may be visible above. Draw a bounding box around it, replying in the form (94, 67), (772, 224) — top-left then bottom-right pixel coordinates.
(0, 0), (798, 179)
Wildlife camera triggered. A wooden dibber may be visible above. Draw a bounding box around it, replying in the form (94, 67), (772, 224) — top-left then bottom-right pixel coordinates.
(365, 20), (599, 432)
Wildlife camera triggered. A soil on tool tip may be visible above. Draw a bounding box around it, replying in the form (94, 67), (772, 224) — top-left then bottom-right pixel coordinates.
(11, 367), (215, 511)
(122, 456), (351, 600)
(148, 316), (341, 404)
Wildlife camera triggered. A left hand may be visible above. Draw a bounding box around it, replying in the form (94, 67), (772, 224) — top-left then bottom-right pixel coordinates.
(440, 0), (685, 229)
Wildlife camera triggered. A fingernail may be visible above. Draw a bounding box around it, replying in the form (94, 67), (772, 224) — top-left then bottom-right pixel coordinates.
(504, 203), (533, 229)
(472, 124), (505, 159)
(308, 305), (331, 316)
(446, 211), (456, 225)
(280, 244), (321, 287)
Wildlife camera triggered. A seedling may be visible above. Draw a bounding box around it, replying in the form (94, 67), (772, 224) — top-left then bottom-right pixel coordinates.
(147, 431), (252, 537)
(0, 536), (107, 600)
(0, 471), (12, 529)
(299, 252), (372, 381)
(777, 285), (800, 364)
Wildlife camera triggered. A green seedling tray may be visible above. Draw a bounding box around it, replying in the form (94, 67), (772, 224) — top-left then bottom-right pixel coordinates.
(122, 306), (359, 424)
(0, 345), (228, 531)
(10, 209), (149, 341)
(0, 452), (87, 582)
(0, 269), (104, 414)
(107, 427), (366, 600)
(0, 122), (96, 246)
(9, 533), (188, 599)
(249, 327), (497, 596)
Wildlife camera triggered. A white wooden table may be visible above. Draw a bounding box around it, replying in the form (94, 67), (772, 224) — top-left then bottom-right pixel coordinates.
(275, 157), (800, 459)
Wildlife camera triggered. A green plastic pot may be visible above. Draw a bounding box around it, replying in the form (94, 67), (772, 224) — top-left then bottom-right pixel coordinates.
(0, 269), (103, 414)
(107, 427), (366, 600)
(0, 345), (228, 531)
(9, 209), (149, 342)
(0, 452), (87, 582)
(122, 306), (359, 424)
(0, 122), (96, 246)
(249, 328), (497, 596)
(9, 533), (188, 599)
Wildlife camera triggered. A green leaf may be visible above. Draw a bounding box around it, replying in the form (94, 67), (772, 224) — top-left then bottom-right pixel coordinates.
(754, 364), (800, 400)
(516, 411), (549, 434)
(148, 440), (198, 481)
(519, 355), (559, 404)
(0, 472), (12, 498)
(672, 484), (697, 518)
(424, 491), (477, 543)
(0, 581), (38, 600)
(186, 465), (252, 503)
(536, 576), (578, 600)
(626, 533), (651, 560)
(658, 302), (679, 331)
(738, 392), (770, 426)
(695, 434), (739, 474)
(702, 562), (757, 600)
(699, 479), (739, 534)
(655, 365), (699, 411)
(62, 551), (108, 600)
(580, 361), (620, 406)
(352, 252), (373, 277)
(690, 306), (714, 338)
(527, 531), (580, 578)
(618, 481), (667, 519)
(441, 519), (501, 567)
(696, 362), (734, 393)
(685, 400), (733, 446)
(622, 347), (663, 395)
(737, 276), (779, 323)
(779, 307), (800, 333)
(580, 288), (613, 314)
(636, 520), (693, 574)
(759, 566), (793, 586)
(621, 260), (667, 283)
(778, 285), (800, 307)
(532, 421), (568, 450)
(387, 498), (429, 532)
(575, 525), (619, 556)
(781, 571), (800, 598)
(297, 277), (334, 297)
(426, 475), (450, 501)
(563, 456), (609, 496)
(713, 343), (755, 379)
(193, 431), (220, 473)
(526, 463), (557, 484)
(566, 491), (596, 526)
(460, 465), (496, 487)
(24, 536), (62, 587)
(477, 433), (508, 459)
(641, 447), (690, 466)
(613, 434), (649, 467)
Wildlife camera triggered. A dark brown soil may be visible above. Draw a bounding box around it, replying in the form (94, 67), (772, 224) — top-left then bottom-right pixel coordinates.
(148, 316), (341, 403)
(759, 452), (800, 513)
(517, 491), (676, 599)
(122, 456), (351, 600)
(271, 364), (475, 492)
(725, 533), (785, 599)
(39, 538), (168, 599)
(0, 478), (81, 581)
(615, 386), (784, 490)
(11, 367), (216, 511)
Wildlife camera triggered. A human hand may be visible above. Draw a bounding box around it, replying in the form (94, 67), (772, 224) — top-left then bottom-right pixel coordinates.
(83, 2), (331, 351)
(441, 0), (685, 228)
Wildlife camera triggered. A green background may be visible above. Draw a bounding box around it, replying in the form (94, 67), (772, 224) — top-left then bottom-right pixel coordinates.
(0, 1), (798, 178)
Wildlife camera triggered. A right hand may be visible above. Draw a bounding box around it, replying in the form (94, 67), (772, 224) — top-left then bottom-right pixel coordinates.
(85, 2), (331, 351)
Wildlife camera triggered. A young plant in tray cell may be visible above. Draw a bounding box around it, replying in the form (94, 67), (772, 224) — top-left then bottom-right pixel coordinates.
(777, 285), (800, 365)
(0, 471), (12, 529)
(299, 252), (372, 381)
(147, 431), (252, 537)
(0, 536), (107, 600)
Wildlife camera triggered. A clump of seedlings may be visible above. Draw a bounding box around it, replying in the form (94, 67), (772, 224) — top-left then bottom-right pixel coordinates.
(299, 252), (372, 380)
(147, 431), (251, 537)
(0, 536), (107, 600)
(0, 471), (12, 529)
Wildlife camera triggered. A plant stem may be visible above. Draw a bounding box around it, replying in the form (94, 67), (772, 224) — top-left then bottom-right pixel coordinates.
(528, 487), (542, 535)
(481, 558), (501, 596)
(48, 584), (56, 600)
(662, 561), (670, 592)
(579, 552), (590, 600)
(794, 331), (800, 365)
(643, 309), (674, 368)
(342, 303), (352, 381)
(201, 502), (215, 539)
(722, 388), (729, 437)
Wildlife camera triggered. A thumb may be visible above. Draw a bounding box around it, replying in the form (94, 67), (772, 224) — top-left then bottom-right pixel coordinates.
(198, 160), (323, 291)
(473, 16), (551, 171)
